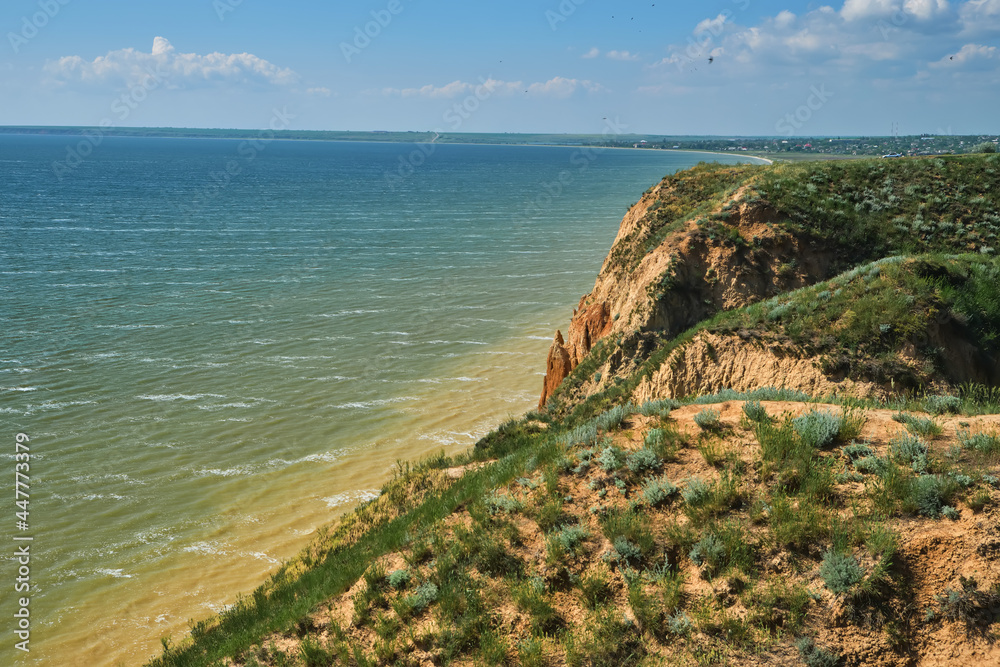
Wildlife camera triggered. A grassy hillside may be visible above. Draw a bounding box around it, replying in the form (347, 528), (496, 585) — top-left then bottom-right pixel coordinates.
(147, 156), (1000, 667)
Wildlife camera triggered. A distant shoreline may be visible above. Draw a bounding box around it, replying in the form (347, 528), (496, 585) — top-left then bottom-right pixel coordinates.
(0, 127), (775, 164)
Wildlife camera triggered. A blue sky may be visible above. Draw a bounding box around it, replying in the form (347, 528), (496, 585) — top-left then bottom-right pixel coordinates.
(1, 0), (998, 135)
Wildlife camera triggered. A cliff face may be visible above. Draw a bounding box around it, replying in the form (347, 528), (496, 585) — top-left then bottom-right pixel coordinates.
(539, 176), (841, 408)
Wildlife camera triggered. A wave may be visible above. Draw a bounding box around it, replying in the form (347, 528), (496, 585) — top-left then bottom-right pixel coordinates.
(331, 396), (417, 410)
(138, 393), (227, 402)
(96, 568), (135, 579)
(322, 489), (381, 509)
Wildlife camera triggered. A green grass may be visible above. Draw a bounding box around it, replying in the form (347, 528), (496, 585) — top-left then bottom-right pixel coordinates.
(702, 254), (1000, 391)
(148, 155), (1000, 667)
(756, 156), (1000, 259)
(147, 429), (565, 667)
(606, 161), (766, 275)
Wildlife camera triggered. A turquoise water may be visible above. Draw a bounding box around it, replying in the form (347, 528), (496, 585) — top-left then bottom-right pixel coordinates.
(0, 136), (762, 665)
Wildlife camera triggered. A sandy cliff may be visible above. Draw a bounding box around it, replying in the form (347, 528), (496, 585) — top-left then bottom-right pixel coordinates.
(539, 178), (840, 408)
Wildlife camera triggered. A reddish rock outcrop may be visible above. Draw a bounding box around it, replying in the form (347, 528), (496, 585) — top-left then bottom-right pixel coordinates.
(540, 331), (572, 409)
(538, 301), (612, 408)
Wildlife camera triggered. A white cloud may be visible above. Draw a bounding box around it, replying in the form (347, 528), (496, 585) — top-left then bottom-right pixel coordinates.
(774, 10), (797, 28)
(907, 0), (951, 19)
(841, 0), (951, 21)
(582, 47), (601, 59)
(960, 0), (1000, 32)
(526, 76), (607, 96)
(930, 42), (999, 65)
(841, 0), (902, 20)
(382, 76), (606, 99)
(606, 50), (640, 61)
(694, 13), (731, 37)
(44, 37), (299, 89)
(306, 87), (332, 97)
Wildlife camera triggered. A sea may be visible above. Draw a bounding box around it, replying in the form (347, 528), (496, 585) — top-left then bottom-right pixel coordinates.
(0, 134), (763, 666)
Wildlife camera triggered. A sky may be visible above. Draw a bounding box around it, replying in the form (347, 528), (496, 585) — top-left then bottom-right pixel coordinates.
(1, 0), (998, 136)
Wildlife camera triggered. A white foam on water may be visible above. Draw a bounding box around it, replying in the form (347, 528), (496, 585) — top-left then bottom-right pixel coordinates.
(246, 551), (280, 565)
(80, 493), (127, 501)
(296, 451), (342, 464)
(38, 400), (98, 410)
(96, 568), (134, 579)
(183, 541), (227, 556)
(322, 489), (381, 508)
(196, 465), (258, 477)
(95, 324), (172, 330)
(138, 393), (227, 402)
(331, 396), (417, 410)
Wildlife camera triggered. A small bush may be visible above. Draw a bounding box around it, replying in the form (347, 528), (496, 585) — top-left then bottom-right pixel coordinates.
(401, 582), (438, 617)
(608, 537), (644, 567)
(912, 474), (953, 517)
(795, 637), (841, 667)
(600, 509), (655, 562)
(666, 611), (694, 636)
(681, 477), (712, 506)
(694, 408), (722, 431)
(973, 141), (998, 154)
(596, 403), (634, 432)
(949, 472), (975, 488)
(924, 394), (962, 415)
(819, 550), (865, 594)
(750, 386), (812, 402)
(643, 428), (668, 449)
(793, 410), (843, 448)
(387, 569), (410, 591)
(901, 414), (943, 439)
(626, 448), (661, 474)
(889, 432), (929, 473)
(549, 526), (589, 557)
(563, 422), (600, 448)
(485, 492), (522, 516)
(637, 398), (677, 418)
(689, 534), (726, 575)
(958, 428), (1000, 454)
(842, 442), (875, 460)
(928, 576), (1000, 637)
(742, 400), (771, 424)
(641, 476), (678, 507)
(597, 445), (626, 472)
(643, 425), (683, 460)
(854, 455), (889, 476)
